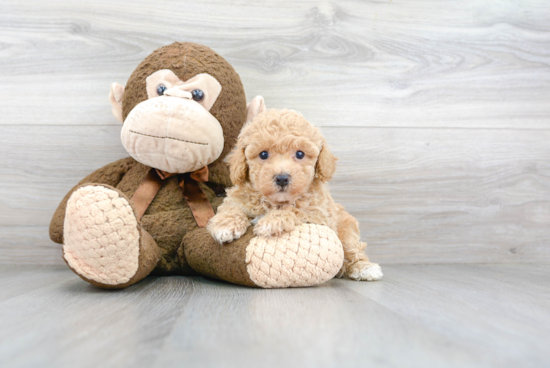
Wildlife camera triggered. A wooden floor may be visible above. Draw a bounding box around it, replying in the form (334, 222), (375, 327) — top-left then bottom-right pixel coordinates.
(0, 264), (548, 368)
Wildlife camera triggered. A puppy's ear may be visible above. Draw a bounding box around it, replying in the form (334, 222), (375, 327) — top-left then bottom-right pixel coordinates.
(226, 147), (248, 185)
(315, 140), (338, 182)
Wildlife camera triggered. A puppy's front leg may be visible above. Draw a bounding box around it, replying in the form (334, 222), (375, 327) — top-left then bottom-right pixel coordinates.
(207, 204), (250, 244)
(254, 210), (301, 237)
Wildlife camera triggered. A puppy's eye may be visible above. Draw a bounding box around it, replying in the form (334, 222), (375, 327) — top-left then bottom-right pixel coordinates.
(192, 89), (205, 102)
(296, 151), (305, 160)
(157, 85), (167, 96)
(259, 151), (269, 160)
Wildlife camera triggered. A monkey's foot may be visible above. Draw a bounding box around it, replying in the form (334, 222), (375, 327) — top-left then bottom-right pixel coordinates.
(63, 184), (160, 289)
(185, 224), (345, 288)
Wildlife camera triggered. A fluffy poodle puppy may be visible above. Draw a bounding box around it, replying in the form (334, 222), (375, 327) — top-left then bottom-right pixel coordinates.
(207, 109), (382, 281)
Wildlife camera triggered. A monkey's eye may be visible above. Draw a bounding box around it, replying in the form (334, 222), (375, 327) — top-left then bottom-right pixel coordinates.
(157, 85), (167, 96)
(296, 151), (305, 160)
(259, 151), (269, 160)
(192, 89), (205, 102)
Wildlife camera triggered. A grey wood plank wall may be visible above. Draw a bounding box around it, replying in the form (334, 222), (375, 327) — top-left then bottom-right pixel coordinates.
(1, 0), (549, 265)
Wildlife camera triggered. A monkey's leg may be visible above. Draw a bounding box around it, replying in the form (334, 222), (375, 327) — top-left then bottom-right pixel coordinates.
(182, 224), (344, 288)
(62, 184), (160, 289)
(50, 157), (136, 244)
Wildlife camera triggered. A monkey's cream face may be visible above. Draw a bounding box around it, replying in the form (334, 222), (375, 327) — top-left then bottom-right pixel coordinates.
(245, 136), (320, 203)
(120, 70), (224, 174)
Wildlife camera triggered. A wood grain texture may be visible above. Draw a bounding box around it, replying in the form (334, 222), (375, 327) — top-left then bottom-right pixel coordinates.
(0, 0), (549, 265)
(1, 125), (548, 265)
(328, 127), (550, 264)
(0, 265), (548, 367)
(0, 0), (549, 128)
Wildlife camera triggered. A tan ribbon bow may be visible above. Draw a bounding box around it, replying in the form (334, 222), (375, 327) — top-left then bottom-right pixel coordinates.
(131, 166), (215, 228)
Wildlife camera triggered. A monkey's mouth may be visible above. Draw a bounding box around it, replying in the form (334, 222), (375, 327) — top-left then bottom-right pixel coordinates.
(129, 130), (209, 146)
(121, 96), (224, 174)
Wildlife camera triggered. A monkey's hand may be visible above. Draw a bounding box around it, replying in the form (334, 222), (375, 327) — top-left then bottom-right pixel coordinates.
(207, 210), (250, 244)
(253, 210), (301, 238)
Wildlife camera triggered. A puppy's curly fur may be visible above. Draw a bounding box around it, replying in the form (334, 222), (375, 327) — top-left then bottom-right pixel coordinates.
(207, 109), (382, 281)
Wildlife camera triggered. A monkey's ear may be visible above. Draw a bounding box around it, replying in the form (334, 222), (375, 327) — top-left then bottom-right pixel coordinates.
(226, 147), (248, 185)
(109, 83), (125, 123)
(245, 96), (266, 124)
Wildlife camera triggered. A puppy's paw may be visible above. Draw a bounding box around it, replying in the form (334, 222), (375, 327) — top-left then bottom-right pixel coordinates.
(207, 214), (249, 244)
(346, 261), (383, 281)
(253, 215), (296, 238)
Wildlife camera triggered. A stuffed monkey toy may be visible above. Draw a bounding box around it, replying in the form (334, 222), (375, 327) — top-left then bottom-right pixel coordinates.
(49, 42), (344, 289)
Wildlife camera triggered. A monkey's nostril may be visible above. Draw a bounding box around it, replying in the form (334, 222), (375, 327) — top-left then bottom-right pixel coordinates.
(275, 174), (290, 188)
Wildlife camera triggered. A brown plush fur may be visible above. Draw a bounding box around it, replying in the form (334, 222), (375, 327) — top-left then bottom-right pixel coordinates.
(50, 43), (244, 275)
(183, 227), (258, 287)
(208, 109), (382, 281)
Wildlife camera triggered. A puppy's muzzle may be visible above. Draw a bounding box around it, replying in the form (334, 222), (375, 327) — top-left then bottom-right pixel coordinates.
(274, 174), (290, 190)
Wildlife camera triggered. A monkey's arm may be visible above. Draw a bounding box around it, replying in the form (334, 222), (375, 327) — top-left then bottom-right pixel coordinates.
(49, 157), (137, 244)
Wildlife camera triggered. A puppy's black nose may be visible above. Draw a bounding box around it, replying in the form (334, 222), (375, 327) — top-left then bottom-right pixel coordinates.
(275, 174), (290, 188)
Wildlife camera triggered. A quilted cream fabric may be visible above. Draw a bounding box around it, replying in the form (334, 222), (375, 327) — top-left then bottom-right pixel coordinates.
(245, 224), (344, 288)
(63, 185), (140, 285)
